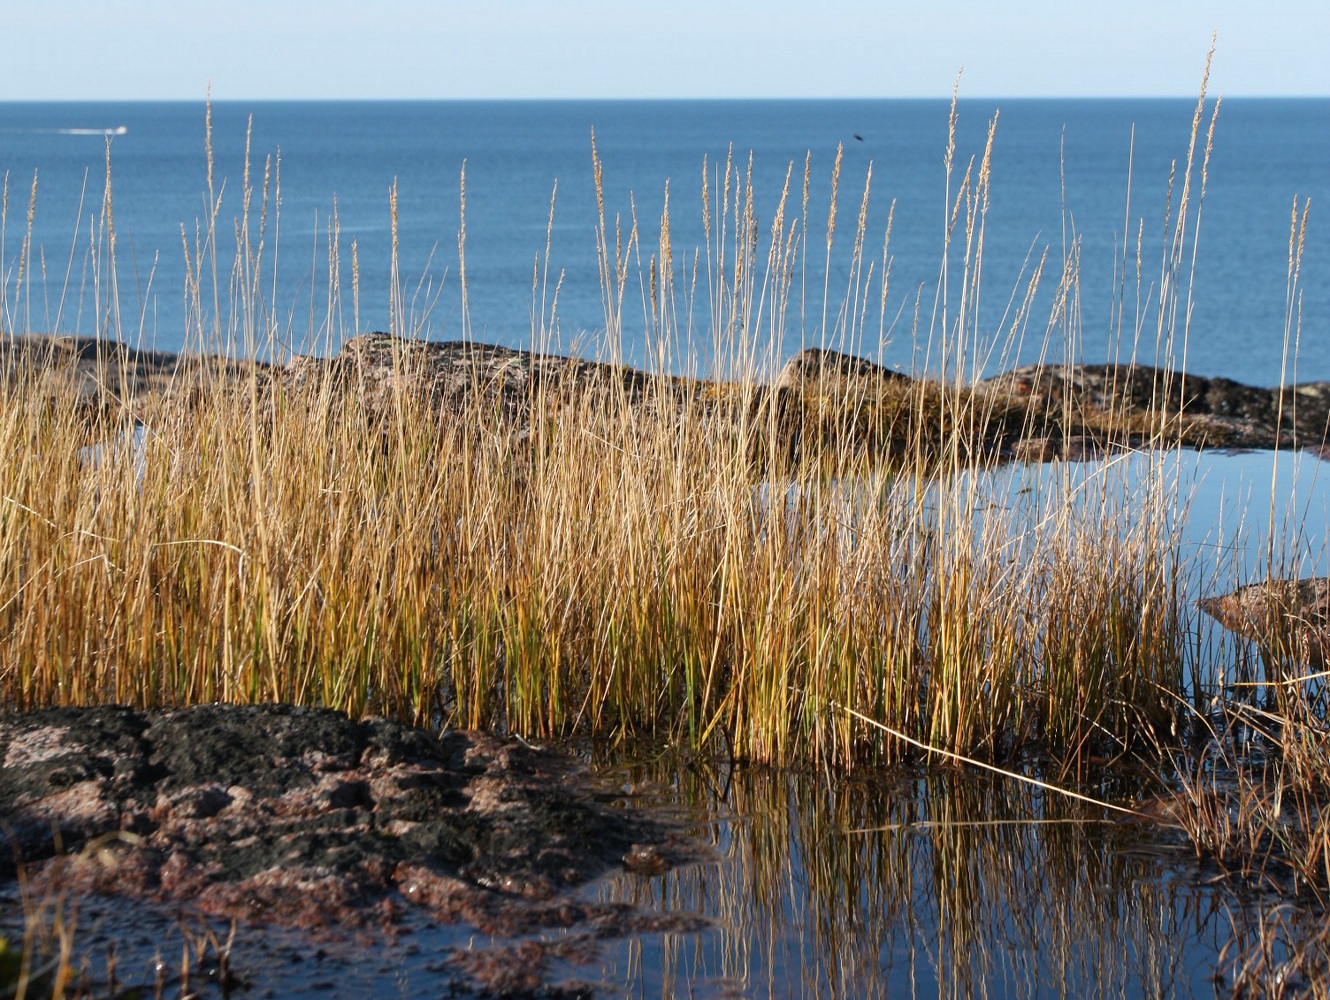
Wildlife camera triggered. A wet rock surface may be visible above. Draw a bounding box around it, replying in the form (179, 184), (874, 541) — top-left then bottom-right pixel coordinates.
(0, 703), (709, 996)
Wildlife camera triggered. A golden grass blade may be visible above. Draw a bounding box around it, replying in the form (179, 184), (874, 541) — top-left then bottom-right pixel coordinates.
(836, 703), (1156, 822)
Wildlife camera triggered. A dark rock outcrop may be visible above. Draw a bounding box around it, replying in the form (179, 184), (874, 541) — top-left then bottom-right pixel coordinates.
(0, 334), (267, 415)
(0, 704), (706, 949)
(982, 363), (1330, 451)
(281, 334), (697, 426)
(270, 337), (1330, 461)
(8, 331), (1330, 464)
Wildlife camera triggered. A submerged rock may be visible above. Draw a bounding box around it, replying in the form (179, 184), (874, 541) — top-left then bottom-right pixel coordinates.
(0, 703), (708, 990)
(1198, 577), (1330, 668)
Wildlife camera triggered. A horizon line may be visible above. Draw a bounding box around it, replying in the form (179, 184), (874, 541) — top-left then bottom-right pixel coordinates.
(4, 92), (1329, 104)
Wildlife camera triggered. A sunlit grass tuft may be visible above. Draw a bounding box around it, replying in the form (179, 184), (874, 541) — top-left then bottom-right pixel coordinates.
(0, 98), (1223, 774)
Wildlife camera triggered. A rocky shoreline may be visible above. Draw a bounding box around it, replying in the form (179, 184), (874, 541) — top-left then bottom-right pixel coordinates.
(6, 332), (1330, 992)
(1, 704), (708, 995)
(5, 332), (1330, 462)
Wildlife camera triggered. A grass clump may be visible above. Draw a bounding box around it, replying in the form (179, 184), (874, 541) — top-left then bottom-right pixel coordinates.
(0, 338), (1201, 771)
(0, 56), (1266, 778)
(0, 123), (1215, 776)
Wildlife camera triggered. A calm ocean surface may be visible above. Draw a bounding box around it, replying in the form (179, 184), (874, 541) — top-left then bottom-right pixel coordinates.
(1, 99), (1327, 384)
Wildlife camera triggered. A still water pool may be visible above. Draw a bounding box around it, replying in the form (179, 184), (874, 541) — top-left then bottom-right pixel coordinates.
(5, 447), (1327, 997)
(0, 760), (1291, 998)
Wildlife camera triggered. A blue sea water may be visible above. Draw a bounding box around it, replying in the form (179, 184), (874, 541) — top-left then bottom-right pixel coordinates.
(1, 99), (1327, 384)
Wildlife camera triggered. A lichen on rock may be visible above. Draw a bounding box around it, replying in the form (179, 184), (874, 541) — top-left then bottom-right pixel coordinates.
(0, 704), (707, 946)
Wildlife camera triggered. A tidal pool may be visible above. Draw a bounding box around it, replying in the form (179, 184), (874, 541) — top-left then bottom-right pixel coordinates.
(2, 757), (1303, 998)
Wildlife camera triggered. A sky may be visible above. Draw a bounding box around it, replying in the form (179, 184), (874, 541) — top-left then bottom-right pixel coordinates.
(2, 0), (1327, 100)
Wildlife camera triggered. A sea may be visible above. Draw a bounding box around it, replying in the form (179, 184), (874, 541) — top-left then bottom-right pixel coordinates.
(1, 98), (1327, 385)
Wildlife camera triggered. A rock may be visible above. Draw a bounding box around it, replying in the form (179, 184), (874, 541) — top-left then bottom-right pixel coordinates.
(774, 347), (912, 393)
(1012, 435), (1114, 463)
(9, 331), (1330, 465)
(1198, 577), (1330, 668)
(1012, 436), (1059, 463)
(280, 333), (690, 426)
(0, 704), (707, 945)
(1, 333), (268, 426)
(981, 363), (1330, 451)
(270, 340), (1330, 462)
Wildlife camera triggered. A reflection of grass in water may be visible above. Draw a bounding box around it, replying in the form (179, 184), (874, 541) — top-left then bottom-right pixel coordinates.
(1221, 905), (1330, 998)
(593, 754), (1218, 998)
(0, 837), (239, 998)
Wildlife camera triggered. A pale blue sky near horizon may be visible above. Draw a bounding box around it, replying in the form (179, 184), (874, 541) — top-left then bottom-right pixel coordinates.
(2, 1), (1327, 101)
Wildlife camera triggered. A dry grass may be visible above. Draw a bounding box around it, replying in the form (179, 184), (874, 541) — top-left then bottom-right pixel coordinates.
(0, 330), (1206, 768)
(0, 82), (1233, 772)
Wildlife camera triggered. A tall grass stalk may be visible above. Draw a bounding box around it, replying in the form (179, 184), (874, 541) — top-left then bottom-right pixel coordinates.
(0, 88), (1241, 770)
